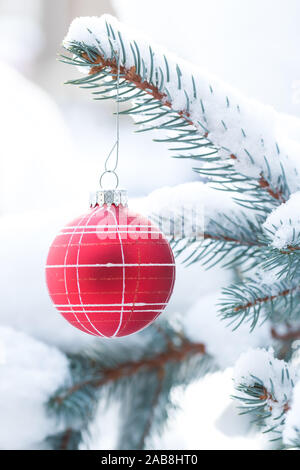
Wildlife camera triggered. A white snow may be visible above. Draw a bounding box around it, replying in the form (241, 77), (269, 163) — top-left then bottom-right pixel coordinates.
(283, 381), (300, 446)
(150, 369), (263, 450)
(132, 181), (255, 241)
(64, 14), (300, 195)
(0, 326), (69, 450)
(263, 191), (300, 249)
(184, 291), (271, 369)
(135, 181), (235, 219)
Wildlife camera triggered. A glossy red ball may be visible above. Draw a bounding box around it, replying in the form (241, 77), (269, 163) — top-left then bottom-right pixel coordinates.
(46, 204), (175, 337)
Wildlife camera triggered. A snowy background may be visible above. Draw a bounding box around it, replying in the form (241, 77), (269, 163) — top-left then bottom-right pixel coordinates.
(1, 0), (300, 450)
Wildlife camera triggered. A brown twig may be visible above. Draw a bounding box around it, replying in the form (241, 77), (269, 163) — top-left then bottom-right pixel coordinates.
(173, 228), (300, 251)
(234, 287), (298, 313)
(203, 232), (263, 247)
(54, 342), (206, 406)
(83, 53), (193, 127)
(259, 175), (286, 203)
(271, 327), (300, 342)
(60, 428), (73, 450)
(281, 245), (300, 254)
(259, 386), (290, 413)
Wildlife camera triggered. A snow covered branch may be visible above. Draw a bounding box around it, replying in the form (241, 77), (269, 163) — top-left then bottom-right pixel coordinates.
(142, 182), (266, 268)
(62, 15), (300, 205)
(233, 349), (297, 442)
(262, 192), (300, 279)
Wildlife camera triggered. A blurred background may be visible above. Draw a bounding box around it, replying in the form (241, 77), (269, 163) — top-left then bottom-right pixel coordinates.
(1, 0), (300, 450)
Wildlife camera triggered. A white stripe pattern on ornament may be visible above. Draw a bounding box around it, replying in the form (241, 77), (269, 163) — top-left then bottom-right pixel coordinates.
(61, 225), (155, 229)
(58, 309), (162, 313)
(57, 231), (161, 235)
(75, 206), (106, 337)
(63, 210), (98, 336)
(107, 206), (126, 337)
(46, 263), (175, 268)
(54, 302), (167, 307)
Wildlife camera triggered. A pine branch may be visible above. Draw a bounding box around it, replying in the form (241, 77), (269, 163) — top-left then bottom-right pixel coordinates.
(258, 176), (287, 204)
(47, 322), (214, 450)
(262, 248), (300, 281)
(171, 236), (263, 270)
(221, 279), (300, 330)
(154, 205), (267, 269)
(233, 381), (290, 440)
(158, 198), (300, 274)
(45, 429), (83, 451)
(138, 369), (165, 447)
(53, 341), (205, 406)
(80, 53), (194, 127)
(62, 15), (300, 207)
(75, 47), (281, 206)
(262, 194), (300, 280)
(271, 326), (300, 342)
(117, 366), (174, 450)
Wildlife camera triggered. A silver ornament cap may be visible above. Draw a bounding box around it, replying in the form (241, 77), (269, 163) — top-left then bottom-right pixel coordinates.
(89, 189), (128, 208)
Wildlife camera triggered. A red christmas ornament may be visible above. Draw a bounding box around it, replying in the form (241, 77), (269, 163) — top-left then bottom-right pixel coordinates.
(46, 190), (175, 337)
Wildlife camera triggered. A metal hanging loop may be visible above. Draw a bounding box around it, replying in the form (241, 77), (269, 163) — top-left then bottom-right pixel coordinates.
(99, 170), (119, 189)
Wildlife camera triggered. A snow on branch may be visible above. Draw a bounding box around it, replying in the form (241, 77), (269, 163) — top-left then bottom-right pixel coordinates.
(233, 348), (297, 441)
(138, 182), (266, 268)
(261, 192), (300, 279)
(63, 15), (300, 203)
(264, 191), (300, 250)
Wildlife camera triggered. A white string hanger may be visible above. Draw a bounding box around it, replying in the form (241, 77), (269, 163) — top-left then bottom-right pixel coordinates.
(99, 54), (121, 190)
